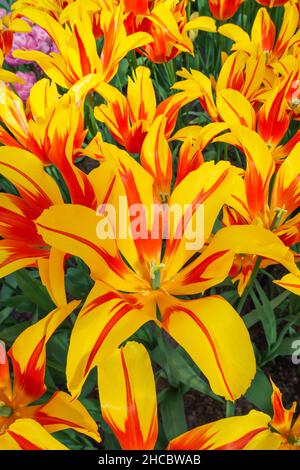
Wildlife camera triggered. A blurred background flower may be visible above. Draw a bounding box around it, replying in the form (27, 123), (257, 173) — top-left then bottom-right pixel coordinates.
(10, 69), (37, 100)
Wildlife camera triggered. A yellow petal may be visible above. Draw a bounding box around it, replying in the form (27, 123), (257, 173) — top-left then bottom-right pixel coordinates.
(158, 293), (256, 400)
(9, 301), (80, 406)
(36, 204), (146, 292)
(0, 147), (63, 207)
(3, 419), (67, 450)
(38, 248), (67, 307)
(163, 161), (237, 280)
(140, 115), (172, 199)
(208, 225), (299, 275)
(274, 273), (300, 296)
(217, 89), (256, 129)
(98, 341), (158, 450)
(168, 410), (281, 450)
(184, 16), (216, 33)
(31, 391), (100, 442)
(66, 281), (156, 398)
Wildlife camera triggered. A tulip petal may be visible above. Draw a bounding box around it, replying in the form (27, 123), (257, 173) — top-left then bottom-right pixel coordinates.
(28, 391), (100, 442)
(140, 115), (172, 199)
(2, 419), (67, 450)
(207, 225), (299, 275)
(38, 248), (67, 307)
(217, 89), (256, 129)
(168, 410), (281, 450)
(0, 147), (63, 208)
(231, 126), (275, 218)
(9, 301), (80, 406)
(67, 281), (156, 398)
(158, 294), (256, 400)
(98, 341), (158, 450)
(0, 340), (12, 403)
(274, 273), (300, 296)
(36, 204), (147, 292)
(270, 380), (297, 436)
(271, 143), (300, 217)
(163, 161), (237, 279)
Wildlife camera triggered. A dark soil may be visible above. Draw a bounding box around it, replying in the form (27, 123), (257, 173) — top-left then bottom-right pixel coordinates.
(184, 358), (300, 429)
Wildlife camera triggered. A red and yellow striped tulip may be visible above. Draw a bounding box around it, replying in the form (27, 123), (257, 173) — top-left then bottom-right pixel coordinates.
(219, 4), (300, 65)
(123, 0), (216, 63)
(35, 126), (299, 401)
(0, 76), (101, 206)
(0, 302), (100, 450)
(173, 50), (266, 123)
(94, 66), (197, 154)
(12, 5), (152, 88)
(219, 127), (300, 293)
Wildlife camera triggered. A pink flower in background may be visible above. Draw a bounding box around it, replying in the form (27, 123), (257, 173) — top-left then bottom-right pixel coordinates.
(10, 70), (37, 101)
(5, 19), (57, 67)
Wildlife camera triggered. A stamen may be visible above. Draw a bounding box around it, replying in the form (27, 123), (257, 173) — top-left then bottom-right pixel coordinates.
(270, 207), (287, 231)
(160, 192), (168, 204)
(0, 401), (12, 418)
(150, 261), (165, 290)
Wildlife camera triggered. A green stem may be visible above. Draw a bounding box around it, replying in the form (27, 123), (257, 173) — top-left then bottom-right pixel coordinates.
(87, 95), (99, 138)
(237, 256), (262, 314)
(224, 143), (229, 161)
(128, 50), (138, 75)
(165, 60), (176, 86)
(226, 400), (235, 417)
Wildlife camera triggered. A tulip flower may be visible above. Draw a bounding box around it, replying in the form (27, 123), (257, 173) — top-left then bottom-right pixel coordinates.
(0, 76), (100, 206)
(208, 0), (244, 21)
(173, 50), (266, 123)
(0, 9), (31, 57)
(12, 5), (152, 88)
(168, 381), (300, 450)
(215, 82), (300, 164)
(123, 0), (216, 63)
(0, 141), (118, 306)
(35, 120), (300, 402)
(219, 4), (300, 65)
(219, 127), (300, 293)
(174, 59), (300, 164)
(94, 66), (198, 153)
(12, 0), (74, 20)
(0, 302), (100, 450)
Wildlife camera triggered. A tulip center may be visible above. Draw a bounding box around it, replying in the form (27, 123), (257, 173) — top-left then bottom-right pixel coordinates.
(292, 97), (300, 108)
(0, 401), (13, 418)
(150, 261), (165, 290)
(160, 192), (168, 204)
(270, 207), (287, 231)
(287, 432), (300, 446)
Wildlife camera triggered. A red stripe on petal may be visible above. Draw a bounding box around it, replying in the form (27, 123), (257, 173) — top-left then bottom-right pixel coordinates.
(164, 305), (234, 401)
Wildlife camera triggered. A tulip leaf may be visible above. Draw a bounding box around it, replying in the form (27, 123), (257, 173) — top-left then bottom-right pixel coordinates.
(244, 369), (273, 415)
(250, 280), (277, 350)
(160, 388), (187, 441)
(14, 269), (55, 313)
